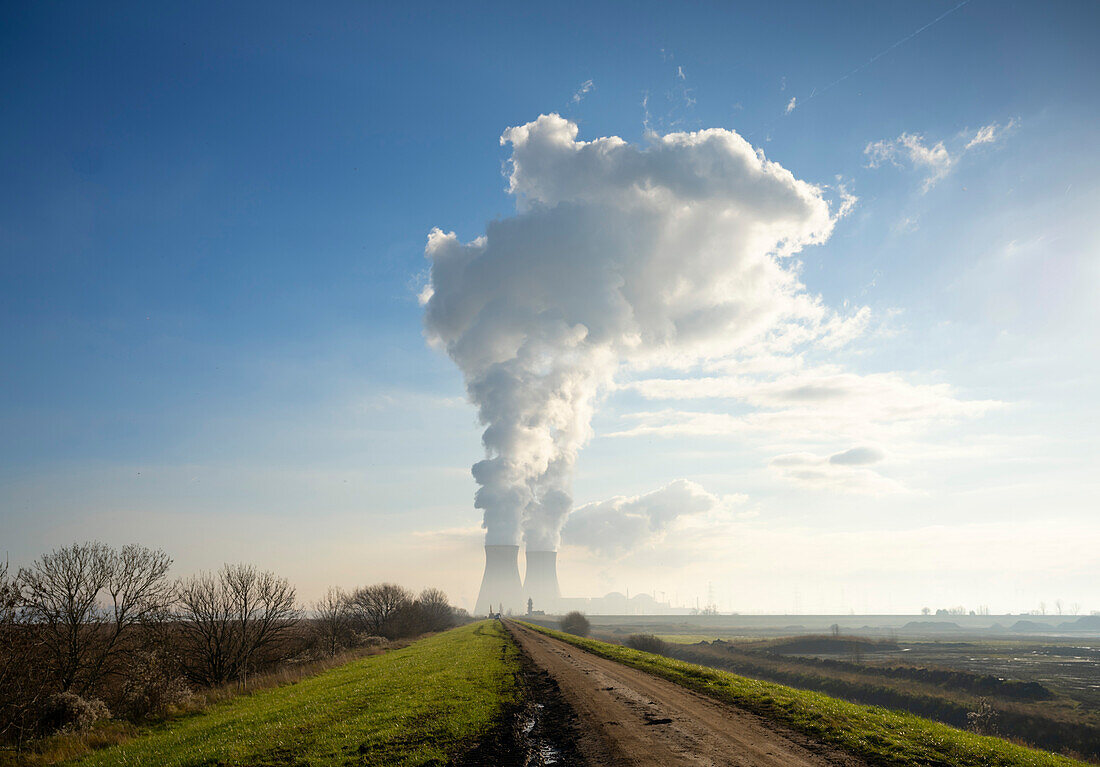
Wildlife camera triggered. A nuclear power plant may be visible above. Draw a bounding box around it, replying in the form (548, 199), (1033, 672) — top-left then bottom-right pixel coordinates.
(474, 544), (700, 615)
(473, 544), (524, 616)
(474, 545), (561, 615)
(523, 550), (561, 613)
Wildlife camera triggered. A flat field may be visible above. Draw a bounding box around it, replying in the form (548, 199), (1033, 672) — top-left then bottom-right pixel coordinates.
(522, 621), (1092, 767)
(71, 621), (518, 767)
(572, 620), (1100, 761)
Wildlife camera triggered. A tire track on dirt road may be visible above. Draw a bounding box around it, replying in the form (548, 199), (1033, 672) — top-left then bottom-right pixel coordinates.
(507, 621), (867, 767)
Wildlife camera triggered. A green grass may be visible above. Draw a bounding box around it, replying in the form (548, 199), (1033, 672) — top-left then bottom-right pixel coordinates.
(72, 621), (520, 767)
(522, 622), (1089, 767)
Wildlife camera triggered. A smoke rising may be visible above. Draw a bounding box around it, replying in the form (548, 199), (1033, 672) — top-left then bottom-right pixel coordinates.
(423, 114), (849, 549)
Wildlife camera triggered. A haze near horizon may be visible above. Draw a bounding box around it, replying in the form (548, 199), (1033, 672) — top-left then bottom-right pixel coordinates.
(2, 1), (1097, 615)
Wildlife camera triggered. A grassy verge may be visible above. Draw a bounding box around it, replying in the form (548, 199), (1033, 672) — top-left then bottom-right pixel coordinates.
(521, 622), (1089, 767)
(66, 621), (519, 767)
(667, 642), (1098, 759)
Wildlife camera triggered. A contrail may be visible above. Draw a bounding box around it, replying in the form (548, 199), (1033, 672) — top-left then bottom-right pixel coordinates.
(750, 0), (972, 137)
(809, 0), (971, 104)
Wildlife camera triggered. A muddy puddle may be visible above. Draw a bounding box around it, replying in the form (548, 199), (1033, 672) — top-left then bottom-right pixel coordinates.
(516, 664), (586, 766)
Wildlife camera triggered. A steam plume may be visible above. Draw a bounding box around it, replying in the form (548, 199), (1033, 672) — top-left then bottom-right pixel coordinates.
(423, 114), (845, 549)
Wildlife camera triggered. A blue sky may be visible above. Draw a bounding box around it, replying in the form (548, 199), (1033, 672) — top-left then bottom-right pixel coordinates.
(2, 1), (1098, 613)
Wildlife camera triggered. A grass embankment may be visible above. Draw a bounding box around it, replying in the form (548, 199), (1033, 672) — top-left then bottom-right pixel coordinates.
(666, 639), (1099, 759)
(522, 622), (1089, 767)
(71, 621), (519, 767)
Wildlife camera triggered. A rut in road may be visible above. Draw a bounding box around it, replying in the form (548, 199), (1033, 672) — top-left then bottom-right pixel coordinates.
(508, 622), (867, 767)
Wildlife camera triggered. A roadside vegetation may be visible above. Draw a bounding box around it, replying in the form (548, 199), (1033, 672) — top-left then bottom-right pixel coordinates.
(1, 543), (468, 763)
(559, 611), (590, 637)
(653, 636), (1098, 760)
(65, 621), (517, 767)
(522, 622), (1091, 767)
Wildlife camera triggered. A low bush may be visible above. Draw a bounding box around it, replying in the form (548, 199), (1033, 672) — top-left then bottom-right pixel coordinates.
(560, 611), (590, 637)
(114, 652), (193, 721)
(39, 693), (110, 735)
(625, 634), (668, 655)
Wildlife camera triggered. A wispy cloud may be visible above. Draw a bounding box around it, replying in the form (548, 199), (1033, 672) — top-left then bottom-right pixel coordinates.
(613, 367), (1002, 441)
(785, 97), (797, 114)
(571, 78), (594, 104)
(606, 359), (1003, 497)
(768, 451), (904, 495)
(865, 119), (1016, 191)
(965, 119), (1015, 149)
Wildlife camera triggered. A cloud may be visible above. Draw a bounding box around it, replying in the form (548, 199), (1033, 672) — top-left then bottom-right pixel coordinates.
(786, 97), (797, 114)
(966, 118), (1016, 149)
(562, 479), (731, 557)
(768, 451), (903, 495)
(865, 133), (953, 191)
(614, 367), (1002, 442)
(423, 114), (851, 549)
(571, 79), (594, 104)
(865, 120), (1015, 191)
(828, 446), (885, 465)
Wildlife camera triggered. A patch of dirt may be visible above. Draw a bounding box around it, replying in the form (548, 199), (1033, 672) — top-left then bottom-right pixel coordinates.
(507, 622), (867, 767)
(456, 631), (587, 766)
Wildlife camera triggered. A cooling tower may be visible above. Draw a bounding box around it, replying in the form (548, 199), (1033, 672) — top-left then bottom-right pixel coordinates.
(474, 544), (523, 615)
(522, 550), (561, 613)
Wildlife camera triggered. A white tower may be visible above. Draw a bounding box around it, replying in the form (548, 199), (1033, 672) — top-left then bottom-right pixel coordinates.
(474, 544), (523, 615)
(522, 550), (561, 614)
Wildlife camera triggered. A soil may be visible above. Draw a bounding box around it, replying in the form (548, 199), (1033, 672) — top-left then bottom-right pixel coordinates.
(507, 621), (867, 767)
(456, 626), (587, 766)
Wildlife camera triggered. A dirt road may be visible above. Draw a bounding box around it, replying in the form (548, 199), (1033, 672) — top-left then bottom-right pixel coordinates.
(508, 622), (866, 767)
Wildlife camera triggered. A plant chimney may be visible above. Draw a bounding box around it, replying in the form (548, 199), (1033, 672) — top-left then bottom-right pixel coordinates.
(522, 550), (561, 613)
(474, 544), (523, 615)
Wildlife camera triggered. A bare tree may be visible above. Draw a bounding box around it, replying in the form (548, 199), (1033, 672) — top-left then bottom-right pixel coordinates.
(349, 583), (412, 639)
(313, 587), (351, 657)
(413, 588), (454, 633)
(1, 561), (44, 746)
(175, 564), (299, 686)
(19, 543), (172, 695)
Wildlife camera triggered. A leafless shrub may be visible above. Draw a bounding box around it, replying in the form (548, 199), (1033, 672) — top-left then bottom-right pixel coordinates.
(1, 561), (47, 745)
(174, 563), (300, 686)
(312, 587), (352, 657)
(349, 583), (413, 639)
(967, 697), (1000, 736)
(115, 650), (192, 720)
(625, 634), (668, 655)
(560, 611), (590, 637)
(392, 588), (456, 636)
(355, 634), (387, 647)
(39, 692), (110, 734)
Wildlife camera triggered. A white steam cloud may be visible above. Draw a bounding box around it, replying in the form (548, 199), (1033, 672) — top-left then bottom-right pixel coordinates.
(562, 480), (722, 557)
(422, 114), (850, 550)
